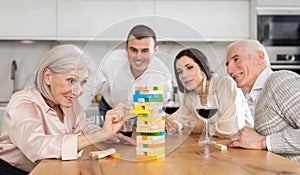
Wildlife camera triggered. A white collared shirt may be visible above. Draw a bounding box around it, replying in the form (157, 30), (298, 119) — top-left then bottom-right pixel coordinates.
(246, 67), (273, 116)
(79, 49), (173, 109)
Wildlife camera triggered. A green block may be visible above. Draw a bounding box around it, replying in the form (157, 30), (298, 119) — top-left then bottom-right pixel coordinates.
(149, 97), (163, 102)
(140, 131), (166, 136)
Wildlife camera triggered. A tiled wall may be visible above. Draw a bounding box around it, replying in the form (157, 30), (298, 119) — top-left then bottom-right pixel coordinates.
(0, 40), (229, 102)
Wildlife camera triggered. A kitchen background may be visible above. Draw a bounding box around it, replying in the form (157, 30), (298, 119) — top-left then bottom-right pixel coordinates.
(0, 0), (298, 131)
(0, 0), (254, 102)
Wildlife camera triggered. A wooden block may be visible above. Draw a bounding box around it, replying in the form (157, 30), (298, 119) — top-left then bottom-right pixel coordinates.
(109, 152), (120, 159)
(215, 143), (227, 151)
(89, 148), (116, 159)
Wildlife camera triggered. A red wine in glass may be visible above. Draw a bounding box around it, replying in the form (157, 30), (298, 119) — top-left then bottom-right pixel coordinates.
(196, 108), (218, 119)
(163, 106), (179, 115)
(119, 131), (132, 137)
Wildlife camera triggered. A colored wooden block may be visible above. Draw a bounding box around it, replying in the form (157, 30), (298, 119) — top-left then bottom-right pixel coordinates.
(137, 138), (165, 145)
(146, 150), (165, 157)
(89, 148), (116, 159)
(153, 86), (163, 91)
(136, 126), (165, 133)
(215, 143), (227, 151)
(109, 152), (120, 159)
(134, 106), (144, 110)
(137, 98), (145, 103)
(140, 131), (166, 136)
(137, 114), (149, 118)
(142, 143), (165, 148)
(137, 117), (158, 122)
(136, 155), (163, 161)
(136, 147), (165, 153)
(130, 109), (151, 114)
(137, 135), (165, 143)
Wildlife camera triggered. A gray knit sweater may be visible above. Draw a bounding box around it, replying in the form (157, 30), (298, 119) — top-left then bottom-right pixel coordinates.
(255, 70), (300, 163)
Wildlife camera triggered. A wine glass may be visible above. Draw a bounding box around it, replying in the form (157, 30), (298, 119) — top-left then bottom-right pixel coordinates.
(196, 92), (218, 145)
(163, 86), (180, 134)
(163, 86), (180, 115)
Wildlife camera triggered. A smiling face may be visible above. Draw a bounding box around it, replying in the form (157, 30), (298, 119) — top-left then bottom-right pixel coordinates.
(226, 43), (266, 92)
(43, 68), (89, 108)
(126, 35), (158, 79)
(176, 56), (206, 92)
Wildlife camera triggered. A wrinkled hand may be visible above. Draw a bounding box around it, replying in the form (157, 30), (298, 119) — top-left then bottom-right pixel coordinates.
(227, 126), (267, 150)
(103, 103), (134, 134)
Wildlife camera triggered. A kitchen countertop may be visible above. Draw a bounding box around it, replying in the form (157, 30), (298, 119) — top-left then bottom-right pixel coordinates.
(0, 102), (8, 107)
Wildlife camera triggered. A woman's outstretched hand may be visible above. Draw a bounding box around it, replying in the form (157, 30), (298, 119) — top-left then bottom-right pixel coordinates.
(103, 103), (134, 134)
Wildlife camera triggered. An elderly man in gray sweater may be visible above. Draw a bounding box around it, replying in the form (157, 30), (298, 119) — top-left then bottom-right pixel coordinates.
(225, 39), (300, 163)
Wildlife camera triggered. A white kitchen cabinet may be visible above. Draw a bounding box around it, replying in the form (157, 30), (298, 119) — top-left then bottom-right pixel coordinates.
(154, 0), (250, 41)
(0, 0), (56, 40)
(0, 0), (250, 41)
(57, 0), (154, 40)
(57, 0), (250, 41)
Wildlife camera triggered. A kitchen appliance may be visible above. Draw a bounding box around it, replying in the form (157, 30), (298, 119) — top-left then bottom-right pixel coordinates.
(256, 1), (300, 74)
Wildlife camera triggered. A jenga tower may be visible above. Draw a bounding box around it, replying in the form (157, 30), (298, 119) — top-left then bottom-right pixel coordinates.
(130, 86), (166, 160)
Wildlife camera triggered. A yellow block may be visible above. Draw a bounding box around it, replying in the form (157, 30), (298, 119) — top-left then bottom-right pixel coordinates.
(147, 150), (165, 157)
(109, 152), (120, 159)
(135, 106), (144, 110)
(145, 143), (165, 148)
(136, 155), (164, 161)
(157, 86), (163, 91)
(130, 109), (151, 114)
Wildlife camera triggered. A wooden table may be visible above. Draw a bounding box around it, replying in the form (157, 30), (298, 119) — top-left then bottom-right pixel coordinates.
(29, 133), (300, 175)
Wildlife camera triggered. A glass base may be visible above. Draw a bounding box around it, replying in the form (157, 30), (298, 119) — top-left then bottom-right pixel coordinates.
(198, 139), (216, 145)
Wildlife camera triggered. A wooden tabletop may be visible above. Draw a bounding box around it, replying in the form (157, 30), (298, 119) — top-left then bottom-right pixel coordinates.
(29, 133), (300, 175)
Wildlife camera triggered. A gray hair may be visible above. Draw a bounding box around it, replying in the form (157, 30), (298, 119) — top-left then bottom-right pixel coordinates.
(34, 44), (93, 102)
(226, 39), (271, 67)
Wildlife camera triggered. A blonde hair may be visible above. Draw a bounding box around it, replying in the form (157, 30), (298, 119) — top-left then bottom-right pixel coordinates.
(226, 39), (271, 67)
(34, 44), (93, 102)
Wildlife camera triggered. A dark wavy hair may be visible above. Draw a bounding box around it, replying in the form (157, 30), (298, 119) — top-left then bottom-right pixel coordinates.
(174, 48), (213, 93)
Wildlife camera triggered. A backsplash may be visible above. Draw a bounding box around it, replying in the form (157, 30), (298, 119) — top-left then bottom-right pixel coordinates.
(0, 41), (229, 102)
(0, 42), (51, 102)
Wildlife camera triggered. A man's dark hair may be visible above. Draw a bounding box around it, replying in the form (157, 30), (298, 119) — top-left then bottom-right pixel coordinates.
(126, 24), (157, 46)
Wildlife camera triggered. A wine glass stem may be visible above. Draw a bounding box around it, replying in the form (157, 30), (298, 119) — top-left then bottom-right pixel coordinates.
(205, 119), (209, 141)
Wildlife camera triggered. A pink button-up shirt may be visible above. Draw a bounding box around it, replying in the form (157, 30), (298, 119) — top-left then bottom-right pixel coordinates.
(0, 86), (100, 172)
